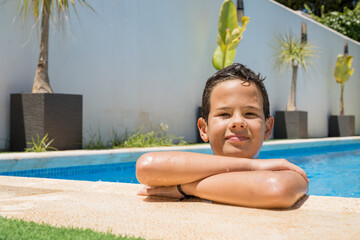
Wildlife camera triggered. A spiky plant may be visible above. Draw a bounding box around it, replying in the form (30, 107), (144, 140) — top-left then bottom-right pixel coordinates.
(16, 0), (93, 93)
(276, 29), (316, 111)
(25, 133), (57, 152)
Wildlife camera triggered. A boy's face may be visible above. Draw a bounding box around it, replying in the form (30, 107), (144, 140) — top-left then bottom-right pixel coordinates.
(198, 79), (274, 158)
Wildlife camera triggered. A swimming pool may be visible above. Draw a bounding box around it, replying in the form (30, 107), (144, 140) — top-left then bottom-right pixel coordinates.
(1, 137), (359, 198)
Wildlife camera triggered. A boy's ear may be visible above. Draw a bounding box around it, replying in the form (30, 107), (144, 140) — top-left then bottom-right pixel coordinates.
(264, 116), (274, 140)
(197, 117), (209, 142)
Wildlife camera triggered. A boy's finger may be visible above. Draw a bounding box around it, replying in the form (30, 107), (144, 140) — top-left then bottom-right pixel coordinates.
(294, 168), (309, 182)
(137, 188), (147, 196)
(287, 161), (309, 182)
(137, 186), (153, 196)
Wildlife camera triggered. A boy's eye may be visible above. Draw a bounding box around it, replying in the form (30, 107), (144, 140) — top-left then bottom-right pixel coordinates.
(245, 112), (259, 118)
(218, 113), (231, 118)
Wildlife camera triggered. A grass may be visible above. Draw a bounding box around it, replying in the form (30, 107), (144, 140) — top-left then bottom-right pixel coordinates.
(113, 123), (187, 148)
(84, 123), (188, 149)
(84, 128), (108, 150)
(0, 216), (143, 240)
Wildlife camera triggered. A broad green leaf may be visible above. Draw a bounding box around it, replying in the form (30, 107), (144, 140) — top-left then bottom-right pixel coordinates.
(212, 46), (236, 70)
(334, 54), (354, 85)
(224, 48), (236, 68)
(218, 0), (238, 45)
(217, 34), (223, 49)
(212, 46), (224, 70)
(212, 0), (249, 70)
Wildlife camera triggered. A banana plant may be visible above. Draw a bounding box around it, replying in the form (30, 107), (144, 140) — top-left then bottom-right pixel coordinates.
(334, 54), (354, 115)
(212, 0), (249, 70)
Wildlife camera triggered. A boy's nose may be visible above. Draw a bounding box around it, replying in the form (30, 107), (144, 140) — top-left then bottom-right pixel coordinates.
(230, 117), (247, 129)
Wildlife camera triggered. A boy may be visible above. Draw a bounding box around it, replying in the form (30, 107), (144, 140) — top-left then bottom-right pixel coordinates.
(136, 63), (309, 209)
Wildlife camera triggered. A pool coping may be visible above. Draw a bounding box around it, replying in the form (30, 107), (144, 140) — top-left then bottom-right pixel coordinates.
(1, 136), (360, 159)
(1, 176), (359, 239)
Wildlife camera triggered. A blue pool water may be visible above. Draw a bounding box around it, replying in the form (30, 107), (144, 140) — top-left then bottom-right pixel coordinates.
(259, 143), (360, 198)
(1, 142), (360, 198)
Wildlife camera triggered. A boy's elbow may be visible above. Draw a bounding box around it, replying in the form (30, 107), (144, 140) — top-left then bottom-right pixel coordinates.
(268, 184), (298, 209)
(136, 153), (155, 185)
(266, 174), (308, 209)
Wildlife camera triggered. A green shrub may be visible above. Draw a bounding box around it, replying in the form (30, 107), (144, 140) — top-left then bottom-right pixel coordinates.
(114, 123), (187, 148)
(84, 124), (188, 149)
(306, 4), (360, 42)
(275, 0), (356, 16)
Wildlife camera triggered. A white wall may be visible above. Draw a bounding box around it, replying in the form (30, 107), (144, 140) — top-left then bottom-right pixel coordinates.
(0, 0), (359, 149)
(238, 0), (360, 138)
(0, 1), (39, 149)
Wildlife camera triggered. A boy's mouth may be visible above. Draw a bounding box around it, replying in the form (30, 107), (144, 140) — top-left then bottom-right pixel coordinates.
(225, 134), (250, 142)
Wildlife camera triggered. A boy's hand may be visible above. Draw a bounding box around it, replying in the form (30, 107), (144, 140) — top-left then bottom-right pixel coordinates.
(137, 185), (184, 199)
(251, 158), (309, 182)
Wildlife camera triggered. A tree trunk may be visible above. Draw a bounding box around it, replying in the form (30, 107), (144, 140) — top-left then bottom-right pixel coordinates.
(286, 64), (298, 111)
(340, 84), (344, 115)
(32, 1), (53, 93)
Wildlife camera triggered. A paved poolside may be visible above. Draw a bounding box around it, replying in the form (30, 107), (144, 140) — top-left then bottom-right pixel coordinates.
(1, 176), (359, 239)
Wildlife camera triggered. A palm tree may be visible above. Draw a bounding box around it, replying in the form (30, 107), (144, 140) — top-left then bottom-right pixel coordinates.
(276, 23), (315, 111)
(16, 0), (93, 93)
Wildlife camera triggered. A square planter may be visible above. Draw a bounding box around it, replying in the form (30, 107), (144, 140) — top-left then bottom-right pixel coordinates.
(10, 93), (83, 151)
(274, 111), (308, 139)
(329, 115), (355, 137)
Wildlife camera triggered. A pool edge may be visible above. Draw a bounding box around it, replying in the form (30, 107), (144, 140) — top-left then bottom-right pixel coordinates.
(1, 176), (359, 239)
(1, 136), (359, 160)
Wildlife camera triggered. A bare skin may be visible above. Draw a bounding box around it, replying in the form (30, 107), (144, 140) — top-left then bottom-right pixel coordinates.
(136, 79), (309, 209)
(136, 152), (308, 208)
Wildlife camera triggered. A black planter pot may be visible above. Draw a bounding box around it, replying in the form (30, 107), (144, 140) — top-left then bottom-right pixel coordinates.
(329, 115), (355, 137)
(274, 111), (308, 139)
(10, 93), (83, 151)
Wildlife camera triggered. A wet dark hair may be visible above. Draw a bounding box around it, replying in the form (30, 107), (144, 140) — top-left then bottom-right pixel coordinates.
(201, 63), (270, 122)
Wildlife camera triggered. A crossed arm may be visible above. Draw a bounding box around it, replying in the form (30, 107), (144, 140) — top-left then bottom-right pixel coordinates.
(136, 151), (309, 209)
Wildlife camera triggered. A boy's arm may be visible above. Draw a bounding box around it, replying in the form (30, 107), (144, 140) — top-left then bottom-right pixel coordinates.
(136, 151), (309, 186)
(183, 170), (308, 208)
(140, 170), (308, 209)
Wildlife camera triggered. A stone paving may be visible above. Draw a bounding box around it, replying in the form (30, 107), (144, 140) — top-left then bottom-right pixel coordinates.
(1, 176), (359, 239)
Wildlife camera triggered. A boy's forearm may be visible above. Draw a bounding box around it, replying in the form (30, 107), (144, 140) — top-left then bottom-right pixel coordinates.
(136, 151), (309, 187)
(136, 151), (253, 186)
(181, 170), (308, 209)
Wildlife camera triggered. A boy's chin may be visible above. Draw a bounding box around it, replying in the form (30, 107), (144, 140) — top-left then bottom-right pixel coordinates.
(219, 148), (257, 159)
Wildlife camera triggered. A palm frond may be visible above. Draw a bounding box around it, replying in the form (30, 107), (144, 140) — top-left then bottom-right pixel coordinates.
(16, 0), (94, 23)
(276, 32), (316, 72)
